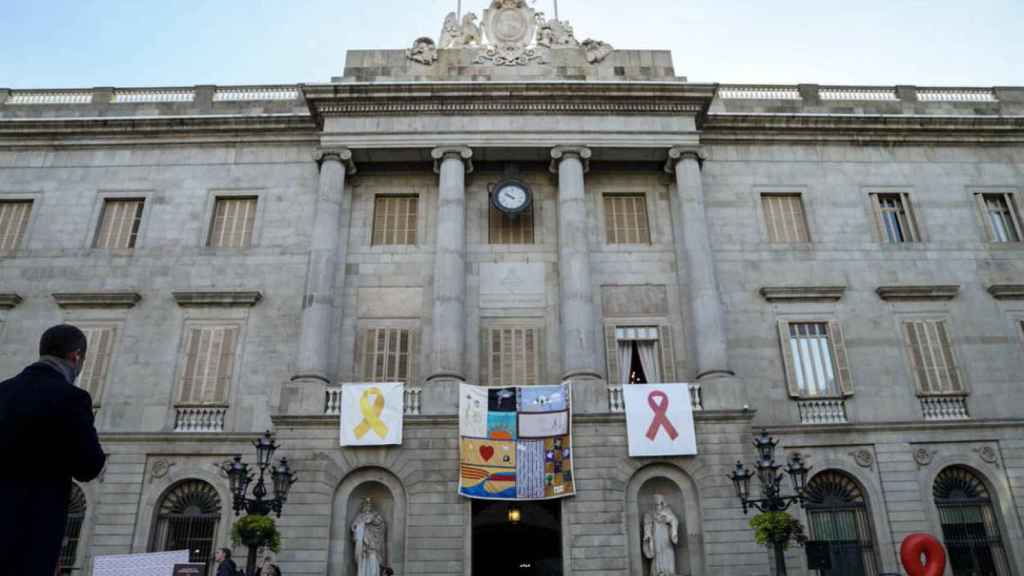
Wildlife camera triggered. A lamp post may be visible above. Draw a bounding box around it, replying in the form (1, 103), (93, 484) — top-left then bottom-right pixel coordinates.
(222, 430), (297, 576)
(728, 430), (811, 576)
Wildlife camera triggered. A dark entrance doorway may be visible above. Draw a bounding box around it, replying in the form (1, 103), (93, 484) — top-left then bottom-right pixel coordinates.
(472, 499), (563, 576)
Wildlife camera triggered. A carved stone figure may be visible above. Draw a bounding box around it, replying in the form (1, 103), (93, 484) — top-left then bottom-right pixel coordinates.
(582, 38), (614, 64)
(439, 12), (460, 48)
(351, 497), (387, 576)
(536, 13), (579, 48)
(406, 37), (438, 65)
(460, 13), (482, 47)
(642, 494), (679, 576)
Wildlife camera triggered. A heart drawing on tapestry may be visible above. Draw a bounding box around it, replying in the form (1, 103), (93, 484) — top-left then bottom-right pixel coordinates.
(479, 445), (495, 461)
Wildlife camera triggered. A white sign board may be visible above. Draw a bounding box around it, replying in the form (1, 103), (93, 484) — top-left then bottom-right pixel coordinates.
(340, 382), (404, 446)
(623, 383), (698, 457)
(93, 550), (190, 576)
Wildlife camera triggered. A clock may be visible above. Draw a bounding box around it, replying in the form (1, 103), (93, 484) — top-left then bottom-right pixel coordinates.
(492, 178), (532, 216)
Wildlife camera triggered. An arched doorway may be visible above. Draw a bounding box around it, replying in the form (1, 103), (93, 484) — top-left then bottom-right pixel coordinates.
(804, 470), (879, 576)
(933, 466), (1011, 576)
(59, 483), (87, 575)
(472, 499), (562, 576)
(149, 479), (222, 573)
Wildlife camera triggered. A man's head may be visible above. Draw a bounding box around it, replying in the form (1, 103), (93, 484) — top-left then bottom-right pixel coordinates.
(39, 324), (88, 376)
(216, 548), (231, 562)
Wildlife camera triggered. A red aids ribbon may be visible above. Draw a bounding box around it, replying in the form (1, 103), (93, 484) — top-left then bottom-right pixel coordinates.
(900, 533), (946, 576)
(645, 390), (679, 441)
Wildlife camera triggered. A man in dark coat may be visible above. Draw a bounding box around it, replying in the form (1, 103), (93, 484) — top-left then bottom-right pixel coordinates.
(0, 324), (106, 576)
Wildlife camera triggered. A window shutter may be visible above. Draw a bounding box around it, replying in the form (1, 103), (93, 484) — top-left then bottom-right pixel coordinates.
(605, 325), (619, 385)
(178, 328), (200, 403)
(79, 325), (116, 404)
(975, 193), (993, 242)
(934, 321), (963, 393)
(213, 327), (237, 403)
(870, 194), (886, 242)
(777, 321), (801, 398)
(902, 322), (929, 394)
(0, 201), (32, 253)
(479, 327), (491, 386)
(828, 320), (853, 396)
(1004, 193), (1024, 241)
(657, 324), (676, 382)
(901, 192), (921, 242)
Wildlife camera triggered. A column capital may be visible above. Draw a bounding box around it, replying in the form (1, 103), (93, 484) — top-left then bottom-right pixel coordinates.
(664, 146), (706, 173)
(549, 145), (592, 173)
(315, 147), (357, 174)
(431, 145), (474, 174)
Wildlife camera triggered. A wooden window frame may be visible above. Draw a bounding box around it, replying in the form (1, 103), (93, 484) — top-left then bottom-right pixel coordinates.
(371, 194), (419, 246)
(900, 317), (966, 397)
(603, 321), (677, 385)
(205, 194), (260, 249)
(777, 319), (852, 398)
(602, 193), (652, 245)
(0, 199), (34, 256)
(174, 322), (243, 407)
(92, 197), (146, 250)
(870, 191), (921, 243)
(975, 191), (1023, 243)
(761, 192), (811, 243)
(479, 320), (545, 387)
(357, 323), (420, 385)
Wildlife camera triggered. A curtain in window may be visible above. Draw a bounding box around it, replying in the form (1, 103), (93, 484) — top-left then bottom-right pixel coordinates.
(636, 341), (660, 384)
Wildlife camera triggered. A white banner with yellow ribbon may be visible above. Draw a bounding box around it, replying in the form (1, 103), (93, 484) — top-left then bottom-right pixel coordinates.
(339, 382), (404, 446)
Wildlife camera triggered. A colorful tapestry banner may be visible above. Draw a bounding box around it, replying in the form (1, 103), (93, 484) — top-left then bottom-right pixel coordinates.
(340, 382), (404, 446)
(459, 383), (575, 500)
(623, 383), (698, 457)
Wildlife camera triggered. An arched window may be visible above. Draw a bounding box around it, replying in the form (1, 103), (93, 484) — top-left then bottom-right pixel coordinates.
(150, 480), (221, 570)
(804, 470), (878, 576)
(933, 466), (1010, 576)
(59, 484), (87, 574)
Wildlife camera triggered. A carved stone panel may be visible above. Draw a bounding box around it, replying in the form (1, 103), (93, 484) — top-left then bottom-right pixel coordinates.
(602, 285), (669, 317)
(479, 263), (545, 309)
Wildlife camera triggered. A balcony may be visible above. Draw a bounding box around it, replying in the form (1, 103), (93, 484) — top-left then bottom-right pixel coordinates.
(796, 398), (848, 425)
(174, 405), (228, 433)
(324, 386), (422, 416)
(920, 396), (969, 421)
(607, 383), (703, 413)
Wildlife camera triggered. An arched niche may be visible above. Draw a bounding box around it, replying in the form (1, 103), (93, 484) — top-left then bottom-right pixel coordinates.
(626, 463), (705, 576)
(328, 467), (406, 576)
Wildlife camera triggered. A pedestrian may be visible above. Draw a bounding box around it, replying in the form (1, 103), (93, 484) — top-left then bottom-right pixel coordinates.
(257, 554), (281, 576)
(215, 548), (239, 576)
(0, 324), (106, 576)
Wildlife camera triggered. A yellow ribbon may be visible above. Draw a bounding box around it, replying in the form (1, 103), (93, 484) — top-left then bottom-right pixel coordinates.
(353, 387), (389, 439)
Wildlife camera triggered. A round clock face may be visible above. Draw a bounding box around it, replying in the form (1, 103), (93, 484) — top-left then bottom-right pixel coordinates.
(494, 180), (531, 215)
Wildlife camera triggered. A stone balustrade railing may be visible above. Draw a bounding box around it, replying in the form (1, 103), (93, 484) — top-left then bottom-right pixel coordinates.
(324, 386), (422, 416)
(920, 396), (970, 421)
(5, 90), (94, 105)
(174, 405), (228, 432)
(718, 85), (802, 100)
(718, 84), (1003, 104)
(819, 87), (898, 101)
(607, 383), (703, 413)
(112, 88), (195, 103)
(796, 398), (848, 425)
(917, 88), (996, 103)
(213, 86), (300, 101)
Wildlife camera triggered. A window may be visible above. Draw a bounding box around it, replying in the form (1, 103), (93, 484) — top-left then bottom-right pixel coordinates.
(94, 199), (144, 249)
(934, 466), (1010, 576)
(804, 471), (879, 576)
(778, 321), (852, 397)
(604, 325), (676, 385)
(372, 195), (418, 246)
(604, 193), (650, 244)
(481, 326), (543, 386)
(208, 197), (257, 248)
(176, 325), (239, 406)
(871, 193), (920, 243)
(976, 193), (1022, 243)
(902, 319), (964, 395)
(78, 324), (118, 406)
(150, 480), (221, 571)
(762, 193), (810, 243)
(360, 327), (417, 385)
(59, 484), (86, 575)
(0, 200), (32, 254)
(489, 203), (534, 244)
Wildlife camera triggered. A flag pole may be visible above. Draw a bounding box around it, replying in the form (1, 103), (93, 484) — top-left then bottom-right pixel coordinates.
(458, 0), (462, 20)
(554, 0), (559, 20)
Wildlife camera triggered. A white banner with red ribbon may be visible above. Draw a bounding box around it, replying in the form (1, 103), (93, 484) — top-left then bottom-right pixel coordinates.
(622, 383), (698, 457)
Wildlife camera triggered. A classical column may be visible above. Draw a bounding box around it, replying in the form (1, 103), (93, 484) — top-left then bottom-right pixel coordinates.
(666, 146), (732, 379)
(426, 146), (472, 382)
(551, 146), (601, 381)
(293, 148), (355, 387)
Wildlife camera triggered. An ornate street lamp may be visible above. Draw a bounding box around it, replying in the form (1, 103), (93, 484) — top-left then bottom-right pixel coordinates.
(222, 430), (297, 575)
(728, 430), (811, 576)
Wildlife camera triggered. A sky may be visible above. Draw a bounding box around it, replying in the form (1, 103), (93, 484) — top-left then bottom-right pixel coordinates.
(1, 0), (1021, 89)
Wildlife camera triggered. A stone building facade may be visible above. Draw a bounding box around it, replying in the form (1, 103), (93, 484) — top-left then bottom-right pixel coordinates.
(2, 4), (1024, 576)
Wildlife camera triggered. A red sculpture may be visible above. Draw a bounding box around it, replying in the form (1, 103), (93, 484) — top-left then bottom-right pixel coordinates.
(900, 533), (946, 576)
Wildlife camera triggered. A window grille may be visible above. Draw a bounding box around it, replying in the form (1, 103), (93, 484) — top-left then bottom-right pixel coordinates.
(481, 326), (543, 386)
(208, 197), (257, 248)
(58, 484), (87, 575)
(488, 202), (535, 244)
(94, 199), (144, 249)
(372, 195), (418, 245)
(361, 327), (417, 385)
(762, 193), (810, 243)
(934, 467), (1011, 576)
(804, 471), (879, 576)
(0, 200), (32, 254)
(604, 193), (651, 244)
(150, 480), (221, 571)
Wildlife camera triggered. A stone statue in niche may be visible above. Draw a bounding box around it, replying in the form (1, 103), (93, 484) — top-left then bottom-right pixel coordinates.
(351, 497), (387, 576)
(642, 494), (680, 576)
